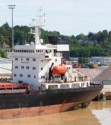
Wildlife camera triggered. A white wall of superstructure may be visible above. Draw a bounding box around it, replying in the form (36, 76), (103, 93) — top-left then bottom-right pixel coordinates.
(9, 43), (62, 87)
(7, 9), (73, 87)
(56, 45), (69, 51)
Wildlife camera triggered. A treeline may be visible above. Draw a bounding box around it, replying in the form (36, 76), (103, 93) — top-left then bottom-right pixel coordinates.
(69, 30), (111, 57)
(0, 23), (111, 58)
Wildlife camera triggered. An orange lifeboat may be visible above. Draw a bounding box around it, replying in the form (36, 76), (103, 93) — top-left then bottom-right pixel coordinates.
(52, 64), (67, 75)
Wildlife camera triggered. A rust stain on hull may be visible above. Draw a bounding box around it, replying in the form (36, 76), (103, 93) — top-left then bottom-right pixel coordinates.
(0, 101), (89, 119)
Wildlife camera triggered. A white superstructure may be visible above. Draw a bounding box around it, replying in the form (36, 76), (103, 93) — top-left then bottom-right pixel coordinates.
(8, 8), (63, 87)
(8, 8), (90, 89)
(9, 43), (62, 87)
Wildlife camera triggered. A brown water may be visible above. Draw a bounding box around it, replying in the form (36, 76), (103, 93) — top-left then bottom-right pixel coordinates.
(0, 101), (111, 125)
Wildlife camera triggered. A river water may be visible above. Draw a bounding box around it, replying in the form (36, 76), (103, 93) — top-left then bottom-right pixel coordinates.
(0, 101), (111, 125)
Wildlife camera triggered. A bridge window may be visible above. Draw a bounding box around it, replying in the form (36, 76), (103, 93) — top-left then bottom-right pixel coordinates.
(33, 67), (36, 70)
(26, 66), (29, 69)
(41, 76), (45, 79)
(28, 75), (31, 78)
(15, 66), (18, 69)
(21, 66), (24, 69)
(33, 58), (36, 61)
(14, 74), (16, 77)
(15, 58), (18, 61)
(26, 58), (29, 61)
(20, 74), (23, 77)
(55, 59), (57, 62)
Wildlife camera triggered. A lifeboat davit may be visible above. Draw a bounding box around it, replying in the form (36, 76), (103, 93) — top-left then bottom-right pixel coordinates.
(52, 64), (67, 75)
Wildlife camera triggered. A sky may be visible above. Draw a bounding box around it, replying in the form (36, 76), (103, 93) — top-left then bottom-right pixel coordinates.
(0, 0), (111, 36)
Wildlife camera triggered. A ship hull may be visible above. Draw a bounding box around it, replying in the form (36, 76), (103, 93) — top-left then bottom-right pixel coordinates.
(0, 84), (103, 119)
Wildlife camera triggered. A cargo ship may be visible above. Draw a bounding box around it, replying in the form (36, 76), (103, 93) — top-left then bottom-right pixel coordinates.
(0, 9), (103, 119)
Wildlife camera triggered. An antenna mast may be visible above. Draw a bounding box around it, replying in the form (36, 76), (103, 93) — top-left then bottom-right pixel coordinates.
(30, 7), (45, 45)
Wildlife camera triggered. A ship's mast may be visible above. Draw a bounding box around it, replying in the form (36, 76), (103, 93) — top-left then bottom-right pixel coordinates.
(30, 7), (45, 45)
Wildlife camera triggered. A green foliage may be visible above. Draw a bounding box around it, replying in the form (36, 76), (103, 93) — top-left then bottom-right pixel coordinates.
(0, 22), (111, 58)
(41, 29), (60, 43)
(69, 30), (111, 57)
(0, 50), (7, 58)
